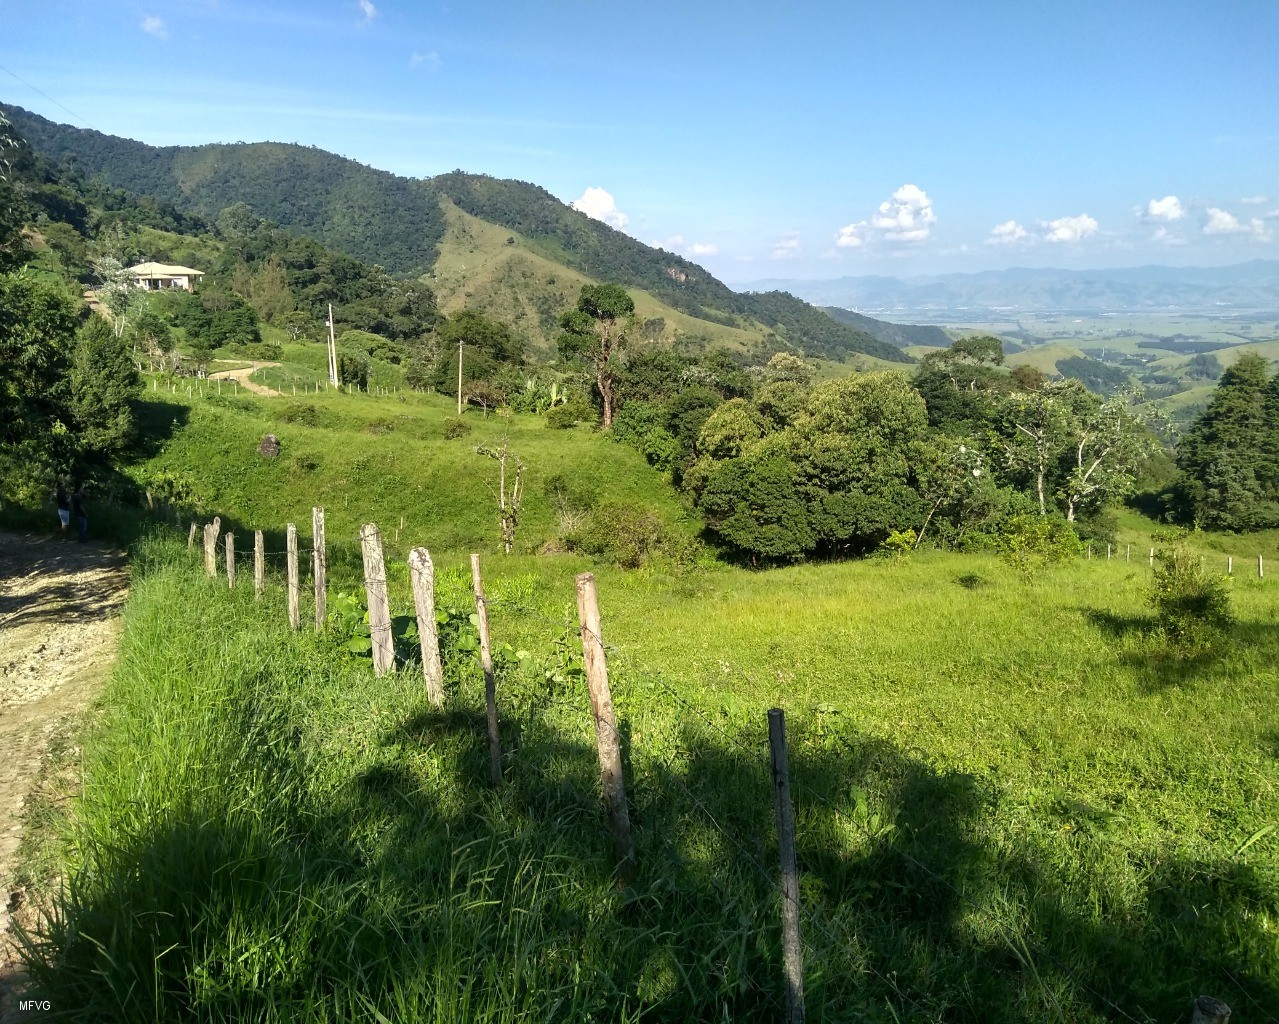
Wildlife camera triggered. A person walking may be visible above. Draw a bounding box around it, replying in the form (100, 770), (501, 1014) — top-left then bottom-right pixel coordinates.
(71, 485), (88, 543)
(56, 481), (71, 535)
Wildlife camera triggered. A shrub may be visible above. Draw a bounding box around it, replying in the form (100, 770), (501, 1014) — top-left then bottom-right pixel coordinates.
(543, 473), (597, 537)
(880, 529), (917, 556)
(545, 405), (580, 430)
(365, 417), (396, 436)
(570, 501), (672, 568)
(278, 403), (319, 426)
(1148, 539), (1234, 655)
(441, 417), (471, 440)
(998, 514), (1082, 580)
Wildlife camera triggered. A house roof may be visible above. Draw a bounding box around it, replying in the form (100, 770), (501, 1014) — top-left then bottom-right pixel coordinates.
(127, 261), (205, 278)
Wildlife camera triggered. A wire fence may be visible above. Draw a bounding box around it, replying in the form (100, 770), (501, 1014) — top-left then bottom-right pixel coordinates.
(176, 508), (1275, 1024)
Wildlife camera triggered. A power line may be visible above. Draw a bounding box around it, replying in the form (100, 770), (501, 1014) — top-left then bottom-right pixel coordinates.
(0, 62), (98, 131)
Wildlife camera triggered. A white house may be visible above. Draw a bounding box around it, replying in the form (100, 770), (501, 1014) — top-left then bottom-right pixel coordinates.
(127, 261), (205, 291)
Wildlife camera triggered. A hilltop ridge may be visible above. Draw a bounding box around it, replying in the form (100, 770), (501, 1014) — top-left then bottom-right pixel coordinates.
(4, 104), (911, 364)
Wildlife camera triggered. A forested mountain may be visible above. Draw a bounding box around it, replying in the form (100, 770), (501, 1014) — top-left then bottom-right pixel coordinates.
(7, 106), (444, 274)
(821, 306), (951, 348)
(5, 103), (909, 364)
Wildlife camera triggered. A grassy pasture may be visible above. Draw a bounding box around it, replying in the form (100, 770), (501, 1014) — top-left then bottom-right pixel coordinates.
(18, 524), (1279, 1022)
(127, 378), (695, 554)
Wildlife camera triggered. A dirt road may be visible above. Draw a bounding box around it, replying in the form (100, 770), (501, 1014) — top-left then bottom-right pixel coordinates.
(0, 533), (128, 1020)
(207, 359), (282, 396)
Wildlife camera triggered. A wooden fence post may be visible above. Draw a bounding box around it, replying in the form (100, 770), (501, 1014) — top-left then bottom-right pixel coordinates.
(408, 548), (445, 707)
(1228, 556), (1233, 576)
(1086, 543), (1092, 560)
(1126, 543), (1131, 563)
(1106, 543), (1112, 561)
(286, 523), (300, 631)
(471, 554), (503, 785)
(361, 524), (395, 675)
(1190, 995), (1231, 1023)
(769, 708), (806, 1024)
(225, 533), (235, 589)
(203, 516), (221, 578)
(1260, 555), (1265, 579)
(254, 530), (264, 601)
(1150, 547), (1155, 567)
(575, 572), (634, 876)
(188, 522), (198, 548)
(312, 506), (327, 630)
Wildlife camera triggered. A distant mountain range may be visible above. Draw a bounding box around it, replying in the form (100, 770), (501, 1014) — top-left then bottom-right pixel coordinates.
(736, 263), (1279, 314)
(5, 103), (915, 363)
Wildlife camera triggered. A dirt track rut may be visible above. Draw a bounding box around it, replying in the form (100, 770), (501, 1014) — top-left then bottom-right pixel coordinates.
(0, 532), (128, 1020)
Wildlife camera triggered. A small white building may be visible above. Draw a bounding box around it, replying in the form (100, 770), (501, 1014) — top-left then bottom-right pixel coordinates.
(127, 261), (205, 291)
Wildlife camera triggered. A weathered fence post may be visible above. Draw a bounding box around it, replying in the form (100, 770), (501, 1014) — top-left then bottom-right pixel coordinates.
(225, 533), (235, 589)
(1106, 543), (1112, 561)
(471, 554), (503, 785)
(575, 572), (634, 876)
(286, 523), (300, 630)
(408, 548), (445, 707)
(254, 530), (264, 600)
(203, 516), (221, 578)
(768, 708), (806, 1024)
(361, 524), (395, 675)
(1087, 543), (1092, 560)
(1150, 546), (1155, 567)
(1189, 995), (1231, 1023)
(1260, 555), (1265, 579)
(312, 506), (327, 630)
(1228, 556), (1233, 576)
(188, 522), (198, 549)
(1126, 543), (1131, 563)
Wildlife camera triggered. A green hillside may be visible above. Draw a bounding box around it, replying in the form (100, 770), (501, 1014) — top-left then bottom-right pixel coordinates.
(821, 305), (951, 348)
(430, 199), (772, 353)
(6, 103), (910, 366)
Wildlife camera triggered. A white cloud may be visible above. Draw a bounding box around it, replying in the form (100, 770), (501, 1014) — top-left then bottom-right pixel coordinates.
(141, 15), (168, 38)
(1145, 195), (1184, 221)
(1042, 213), (1099, 243)
(1241, 195), (1270, 206)
(357, 0), (377, 23)
(834, 221), (868, 248)
(571, 187), (628, 231)
(771, 233), (800, 259)
(870, 183), (936, 242)
(1204, 207), (1271, 242)
(835, 183), (935, 248)
(1152, 226), (1187, 246)
(1204, 207), (1244, 234)
(987, 219), (1027, 245)
(410, 51), (441, 70)
(652, 236), (718, 258)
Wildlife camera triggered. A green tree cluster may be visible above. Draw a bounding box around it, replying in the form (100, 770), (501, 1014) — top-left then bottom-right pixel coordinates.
(1174, 353), (1279, 529)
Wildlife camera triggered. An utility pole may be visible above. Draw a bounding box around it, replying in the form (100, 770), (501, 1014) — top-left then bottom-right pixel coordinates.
(456, 337), (464, 415)
(327, 304), (339, 387)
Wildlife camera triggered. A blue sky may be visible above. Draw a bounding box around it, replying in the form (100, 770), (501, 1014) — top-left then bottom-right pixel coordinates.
(3, 0), (1277, 280)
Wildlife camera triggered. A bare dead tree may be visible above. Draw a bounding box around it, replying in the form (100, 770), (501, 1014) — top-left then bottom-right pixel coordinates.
(477, 433), (525, 553)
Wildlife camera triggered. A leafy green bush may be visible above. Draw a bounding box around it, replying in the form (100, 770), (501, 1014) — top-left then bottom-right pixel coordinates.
(364, 417), (396, 436)
(278, 403), (319, 426)
(880, 528), (917, 557)
(1148, 539), (1234, 655)
(998, 513), (1082, 580)
(570, 501), (675, 568)
(440, 416), (471, 439)
(545, 404), (581, 429)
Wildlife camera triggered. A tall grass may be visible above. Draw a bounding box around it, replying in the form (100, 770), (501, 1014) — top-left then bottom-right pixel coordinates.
(20, 537), (1279, 1022)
